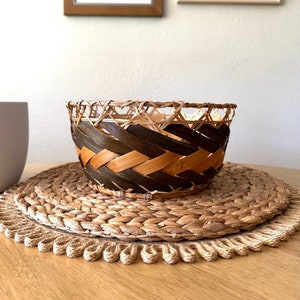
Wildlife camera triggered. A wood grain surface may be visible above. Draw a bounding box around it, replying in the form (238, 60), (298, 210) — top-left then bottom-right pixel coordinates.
(0, 163), (299, 300)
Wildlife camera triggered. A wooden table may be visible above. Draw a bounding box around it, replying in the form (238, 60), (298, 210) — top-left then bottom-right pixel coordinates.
(1, 163), (299, 300)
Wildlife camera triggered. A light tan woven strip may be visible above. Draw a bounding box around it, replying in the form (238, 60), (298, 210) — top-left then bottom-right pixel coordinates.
(163, 148), (211, 176)
(105, 150), (149, 173)
(90, 149), (119, 169)
(214, 154), (226, 170)
(80, 146), (96, 168)
(191, 149), (224, 173)
(133, 152), (182, 175)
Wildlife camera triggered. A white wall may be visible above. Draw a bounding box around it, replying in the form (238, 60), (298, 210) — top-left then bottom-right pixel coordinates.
(0, 0), (299, 168)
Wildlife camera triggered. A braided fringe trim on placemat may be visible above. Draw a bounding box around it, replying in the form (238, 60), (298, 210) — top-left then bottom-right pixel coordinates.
(1, 186), (299, 264)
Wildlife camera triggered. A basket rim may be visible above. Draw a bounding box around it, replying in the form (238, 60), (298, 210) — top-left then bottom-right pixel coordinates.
(66, 100), (237, 109)
(66, 100), (237, 127)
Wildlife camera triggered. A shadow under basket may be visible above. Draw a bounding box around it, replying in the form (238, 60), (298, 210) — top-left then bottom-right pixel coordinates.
(66, 100), (237, 199)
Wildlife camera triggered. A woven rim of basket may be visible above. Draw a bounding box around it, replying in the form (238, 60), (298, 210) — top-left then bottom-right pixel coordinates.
(0, 163), (299, 264)
(66, 100), (237, 129)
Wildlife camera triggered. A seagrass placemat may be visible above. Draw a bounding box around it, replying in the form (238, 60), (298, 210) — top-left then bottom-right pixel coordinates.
(0, 162), (299, 264)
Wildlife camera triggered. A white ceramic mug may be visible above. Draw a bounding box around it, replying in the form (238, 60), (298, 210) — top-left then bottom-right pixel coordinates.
(0, 102), (28, 192)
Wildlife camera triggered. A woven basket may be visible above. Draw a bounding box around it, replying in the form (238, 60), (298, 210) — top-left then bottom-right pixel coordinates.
(66, 100), (236, 199)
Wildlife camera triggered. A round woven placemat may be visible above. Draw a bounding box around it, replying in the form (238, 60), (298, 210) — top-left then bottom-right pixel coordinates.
(0, 162), (299, 264)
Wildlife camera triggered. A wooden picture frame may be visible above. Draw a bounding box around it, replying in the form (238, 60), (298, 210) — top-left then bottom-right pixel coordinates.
(177, 0), (280, 4)
(64, 0), (163, 16)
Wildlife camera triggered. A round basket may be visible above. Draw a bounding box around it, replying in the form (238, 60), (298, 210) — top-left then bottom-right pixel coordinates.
(66, 100), (237, 199)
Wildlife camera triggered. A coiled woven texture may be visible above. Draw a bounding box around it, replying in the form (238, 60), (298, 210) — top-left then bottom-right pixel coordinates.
(14, 162), (290, 242)
(0, 164), (299, 264)
(67, 101), (237, 199)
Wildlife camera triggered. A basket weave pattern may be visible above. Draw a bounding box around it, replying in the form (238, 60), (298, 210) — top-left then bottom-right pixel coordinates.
(67, 101), (236, 199)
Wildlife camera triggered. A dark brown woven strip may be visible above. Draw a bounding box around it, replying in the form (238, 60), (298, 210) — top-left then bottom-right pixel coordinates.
(164, 124), (220, 153)
(178, 170), (208, 185)
(203, 167), (220, 178)
(83, 168), (117, 190)
(82, 168), (109, 187)
(218, 123), (230, 137)
(197, 124), (230, 149)
(147, 170), (192, 188)
(117, 169), (172, 192)
(127, 124), (199, 155)
(79, 122), (132, 155)
(71, 124), (100, 153)
(99, 122), (165, 158)
(85, 164), (145, 193)
(218, 124), (231, 150)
